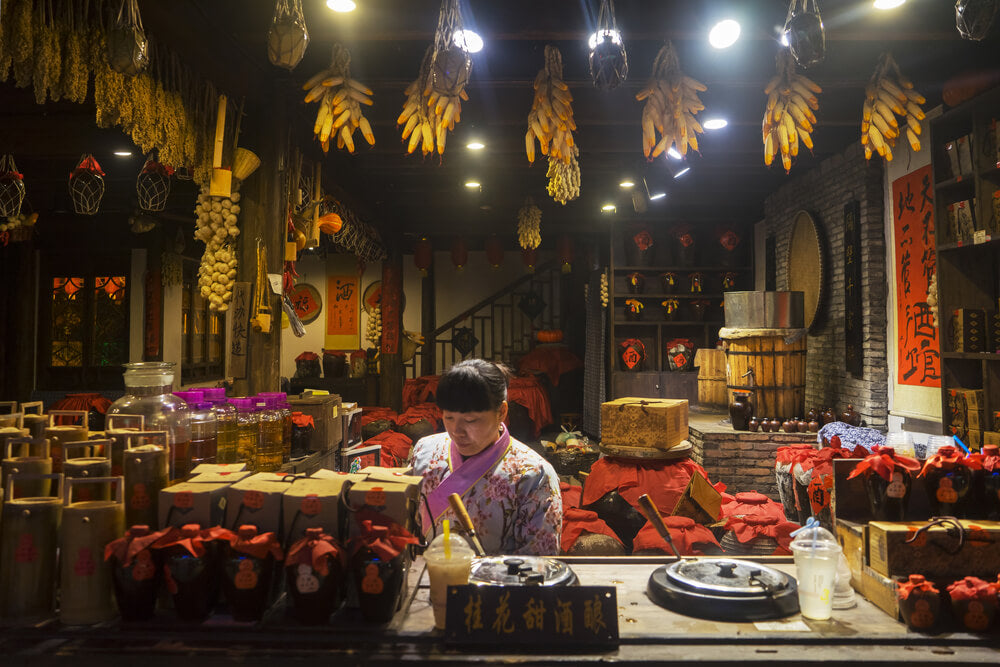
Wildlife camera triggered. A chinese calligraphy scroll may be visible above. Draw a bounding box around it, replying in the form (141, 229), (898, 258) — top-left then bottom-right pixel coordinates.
(843, 201), (863, 378)
(228, 282), (251, 379)
(325, 274), (360, 350)
(892, 165), (940, 387)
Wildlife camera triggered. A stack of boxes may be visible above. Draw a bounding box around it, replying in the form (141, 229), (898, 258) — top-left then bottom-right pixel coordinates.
(947, 388), (993, 449)
(950, 308), (986, 353)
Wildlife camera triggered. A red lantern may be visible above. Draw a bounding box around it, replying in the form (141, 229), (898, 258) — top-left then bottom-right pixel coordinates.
(485, 234), (504, 269)
(556, 235), (574, 273)
(521, 247), (537, 273)
(413, 237), (432, 277)
(451, 237), (468, 271)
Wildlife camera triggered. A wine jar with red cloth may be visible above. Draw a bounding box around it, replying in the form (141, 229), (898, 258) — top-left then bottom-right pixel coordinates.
(285, 527), (348, 624)
(948, 576), (998, 633)
(897, 574), (942, 632)
(104, 525), (168, 622)
(632, 517), (722, 556)
(848, 447), (921, 521)
(348, 516), (418, 623)
(152, 524), (232, 622)
(221, 525), (284, 622)
(918, 446), (980, 518)
(721, 514), (798, 556)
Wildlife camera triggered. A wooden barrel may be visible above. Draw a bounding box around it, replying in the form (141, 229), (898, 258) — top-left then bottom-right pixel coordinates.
(720, 328), (807, 421)
(695, 348), (727, 407)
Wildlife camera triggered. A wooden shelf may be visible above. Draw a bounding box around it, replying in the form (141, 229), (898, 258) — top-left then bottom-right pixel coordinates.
(937, 235), (999, 252)
(615, 266), (753, 272)
(942, 352), (1000, 360)
(978, 165), (1000, 179)
(934, 174), (976, 190)
(615, 320), (722, 326)
(615, 293), (727, 299)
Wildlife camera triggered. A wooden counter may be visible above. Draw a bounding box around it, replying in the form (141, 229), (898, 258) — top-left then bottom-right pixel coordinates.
(0, 557), (996, 665)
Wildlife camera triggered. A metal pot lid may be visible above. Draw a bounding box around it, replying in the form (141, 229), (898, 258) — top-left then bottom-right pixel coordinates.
(469, 556), (576, 586)
(665, 558), (793, 597)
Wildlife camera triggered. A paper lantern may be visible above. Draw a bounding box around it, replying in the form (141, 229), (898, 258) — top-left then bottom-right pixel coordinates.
(557, 235), (574, 273)
(485, 235), (504, 269)
(451, 237), (468, 271)
(413, 237), (433, 277)
(522, 247), (537, 273)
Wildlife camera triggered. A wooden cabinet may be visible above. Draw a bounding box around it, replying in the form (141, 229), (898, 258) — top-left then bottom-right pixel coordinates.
(607, 219), (752, 401)
(931, 86), (1000, 441)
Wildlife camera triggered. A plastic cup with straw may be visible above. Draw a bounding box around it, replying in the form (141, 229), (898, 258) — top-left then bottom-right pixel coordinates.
(425, 518), (475, 629)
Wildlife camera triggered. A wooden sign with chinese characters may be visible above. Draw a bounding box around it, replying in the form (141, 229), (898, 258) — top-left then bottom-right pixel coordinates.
(325, 274), (360, 350)
(143, 266), (162, 360)
(892, 165), (940, 387)
(445, 585), (618, 648)
(843, 200), (863, 378)
(228, 282), (251, 379)
(380, 263), (401, 356)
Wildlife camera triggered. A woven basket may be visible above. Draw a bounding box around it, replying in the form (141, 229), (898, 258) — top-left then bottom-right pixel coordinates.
(233, 148), (261, 181)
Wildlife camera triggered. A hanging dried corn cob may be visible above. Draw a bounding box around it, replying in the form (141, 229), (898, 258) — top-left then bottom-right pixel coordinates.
(303, 44), (375, 154)
(517, 197), (542, 249)
(762, 50), (822, 173)
(397, 46), (440, 156)
(525, 46), (576, 165)
(861, 53), (926, 162)
(636, 42), (706, 160)
(546, 145), (580, 205)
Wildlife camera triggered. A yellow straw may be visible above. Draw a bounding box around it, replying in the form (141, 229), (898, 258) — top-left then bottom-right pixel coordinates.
(443, 519), (452, 559)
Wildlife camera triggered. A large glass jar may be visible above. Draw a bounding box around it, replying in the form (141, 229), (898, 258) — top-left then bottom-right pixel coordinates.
(230, 398), (259, 473)
(259, 392), (292, 463)
(256, 399), (284, 472)
(107, 363), (190, 481)
(188, 402), (218, 468)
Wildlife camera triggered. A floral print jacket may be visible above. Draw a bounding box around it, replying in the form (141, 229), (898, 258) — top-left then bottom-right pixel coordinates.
(409, 432), (562, 556)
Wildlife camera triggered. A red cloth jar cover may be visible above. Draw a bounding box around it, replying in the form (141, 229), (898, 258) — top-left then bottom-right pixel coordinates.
(104, 525), (170, 566)
(581, 457), (713, 520)
(848, 446), (922, 482)
(720, 491), (786, 521)
(348, 511), (418, 560)
(975, 445), (1000, 471)
(364, 431), (413, 468)
(775, 443), (817, 466)
(397, 403), (442, 427)
(723, 514), (798, 555)
(227, 525), (284, 561)
(947, 576), (997, 603)
(897, 574), (939, 600)
(286, 527), (346, 577)
(151, 524), (235, 558)
(51, 392), (112, 417)
(919, 445), (983, 477)
(632, 517), (721, 555)
(561, 508), (623, 553)
(560, 482), (582, 509)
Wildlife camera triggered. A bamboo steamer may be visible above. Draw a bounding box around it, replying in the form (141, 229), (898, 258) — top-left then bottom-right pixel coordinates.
(695, 348), (727, 408)
(60, 477), (125, 625)
(44, 410), (90, 474)
(0, 473), (64, 622)
(63, 441), (113, 502)
(720, 327), (807, 421)
(2, 438), (53, 498)
(123, 432), (169, 529)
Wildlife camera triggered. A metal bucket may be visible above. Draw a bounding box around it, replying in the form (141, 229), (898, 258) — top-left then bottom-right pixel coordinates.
(63, 441), (113, 502)
(21, 401), (48, 439)
(123, 431), (169, 529)
(105, 414), (145, 478)
(60, 477), (125, 625)
(723, 291), (804, 329)
(44, 410), (90, 474)
(2, 437), (53, 498)
(0, 473), (64, 622)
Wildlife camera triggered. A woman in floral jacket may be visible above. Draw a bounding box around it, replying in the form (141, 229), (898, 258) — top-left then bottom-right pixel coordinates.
(409, 360), (562, 555)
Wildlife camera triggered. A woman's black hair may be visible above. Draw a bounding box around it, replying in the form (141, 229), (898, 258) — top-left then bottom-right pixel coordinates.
(435, 359), (511, 413)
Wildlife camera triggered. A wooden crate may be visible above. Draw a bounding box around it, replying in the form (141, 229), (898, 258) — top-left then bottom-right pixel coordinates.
(600, 397), (688, 450)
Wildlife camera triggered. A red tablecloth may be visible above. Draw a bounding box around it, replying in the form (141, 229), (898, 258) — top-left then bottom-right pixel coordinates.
(364, 431), (413, 468)
(507, 375), (553, 437)
(402, 379), (424, 411)
(517, 345), (583, 386)
(582, 457), (711, 519)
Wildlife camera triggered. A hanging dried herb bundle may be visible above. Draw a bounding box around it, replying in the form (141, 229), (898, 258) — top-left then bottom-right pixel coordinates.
(11, 0), (36, 88)
(32, 0), (62, 104)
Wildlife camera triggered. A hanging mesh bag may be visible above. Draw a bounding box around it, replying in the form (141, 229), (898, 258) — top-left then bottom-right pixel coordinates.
(68, 154), (106, 216)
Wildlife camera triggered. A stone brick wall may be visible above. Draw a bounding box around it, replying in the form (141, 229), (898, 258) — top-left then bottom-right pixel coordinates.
(764, 142), (889, 430)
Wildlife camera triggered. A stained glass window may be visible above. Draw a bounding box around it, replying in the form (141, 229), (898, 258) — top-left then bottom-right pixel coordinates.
(51, 277), (85, 367)
(92, 276), (128, 367)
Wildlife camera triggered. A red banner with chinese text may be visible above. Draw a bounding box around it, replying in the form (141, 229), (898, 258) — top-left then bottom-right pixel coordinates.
(326, 274), (359, 336)
(892, 165), (940, 387)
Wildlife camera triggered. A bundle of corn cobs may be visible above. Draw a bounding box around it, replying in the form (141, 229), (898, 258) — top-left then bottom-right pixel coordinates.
(546, 146), (581, 205)
(637, 42), (706, 159)
(861, 53), (926, 162)
(525, 46), (576, 164)
(762, 51), (822, 172)
(517, 198), (542, 249)
(304, 45), (375, 153)
(397, 46), (469, 156)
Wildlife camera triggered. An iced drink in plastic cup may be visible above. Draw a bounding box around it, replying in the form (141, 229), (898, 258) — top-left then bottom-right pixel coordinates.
(790, 533), (842, 620)
(424, 532), (475, 630)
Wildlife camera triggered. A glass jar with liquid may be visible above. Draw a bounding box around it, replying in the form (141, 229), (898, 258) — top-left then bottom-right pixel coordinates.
(188, 402), (218, 468)
(202, 388), (238, 464)
(256, 399), (284, 473)
(230, 399), (259, 473)
(259, 392), (293, 463)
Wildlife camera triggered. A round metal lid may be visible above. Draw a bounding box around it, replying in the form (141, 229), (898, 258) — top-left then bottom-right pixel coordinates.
(665, 558), (793, 597)
(469, 556), (576, 587)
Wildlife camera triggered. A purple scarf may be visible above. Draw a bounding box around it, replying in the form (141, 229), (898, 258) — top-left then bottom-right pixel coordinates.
(424, 425), (511, 525)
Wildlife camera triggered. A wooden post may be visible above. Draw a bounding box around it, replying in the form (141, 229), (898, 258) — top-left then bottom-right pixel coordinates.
(380, 245), (404, 412)
(420, 259), (436, 376)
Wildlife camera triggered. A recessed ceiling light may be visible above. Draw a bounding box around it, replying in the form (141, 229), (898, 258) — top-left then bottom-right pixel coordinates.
(464, 180), (481, 189)
(873, 0), (905, 9)
(466, 141), (485, 150)
(780, 32), (790, 47)
(113, 151), (132, 157)
(619, 180), (635, 189)
(709, 19), (741, 49)
(649, 192), (666, 201)
(666, 147), (682, 160)
(601, 203), (616, 212)
(326, 0), (356, 12)
(674, 167), (691, 178)
(454, 30), (483, 53)
(588, 29), (622, 51)
(703, 118), (728, 130)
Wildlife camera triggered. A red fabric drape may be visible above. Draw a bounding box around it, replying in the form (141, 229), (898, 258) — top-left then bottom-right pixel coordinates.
(632, 517), (720, 555)
(560, 482), (582, 509)
(848, 446), (922, 482)
(582, 457), (710, 518)
(720, 491), (786, 521)
(365, 430), (413, 468)
(560, 508), (622, 553)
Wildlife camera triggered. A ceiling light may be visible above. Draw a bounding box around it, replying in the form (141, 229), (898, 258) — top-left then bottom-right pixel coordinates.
(666, 147), (682, 160)
(601, 203), (616, 212)
(588, 29), (622, 51)
(709, 19), (741, 48)
(464, 180), (481, 189)
(466, 141), (485, 150)
(873, 0), (905, 9)
(703, 118), (728, 130)
(113, 151), (132, 157)
(649, 192), (666, 201)
(780, 32), (790, 46)
(326, 0), (356, 12)
(674, 166), (691, 178)
(619, 180), (635, 189)
(454, 29), (483, 53)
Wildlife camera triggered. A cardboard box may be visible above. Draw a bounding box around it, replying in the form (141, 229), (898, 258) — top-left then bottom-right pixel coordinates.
(289, 393), (342, 452)
(987, 310), (1000, 353)
(955, 408), (984, 430)
(190, 463), (247, 475)
(868, 520), (1000, 579)
(834, 519), (867, 590)
(955, 200), (975, 241)
(282, 474), (364, 544)
(187, 470), (253, 485)
(966, 429), (983, 450)
(600, 397), (688, 450)
(958, 134), (974, 175)
(949, 388), (984, 412)
(671, 471), (722, 523)
(985, 431), (1000, 446)
(249, 472), (298, 483)
(224, 476), (289, 535)
(159, 481), (230, 529)
(310, 468), (361, 480)
(345, 472), (421, 539)
(950, 309), (985, 352)
(857, 565), (901, 621)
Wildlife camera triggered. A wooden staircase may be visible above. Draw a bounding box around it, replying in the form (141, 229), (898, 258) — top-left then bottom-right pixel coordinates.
(406, 260), (561, 377)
